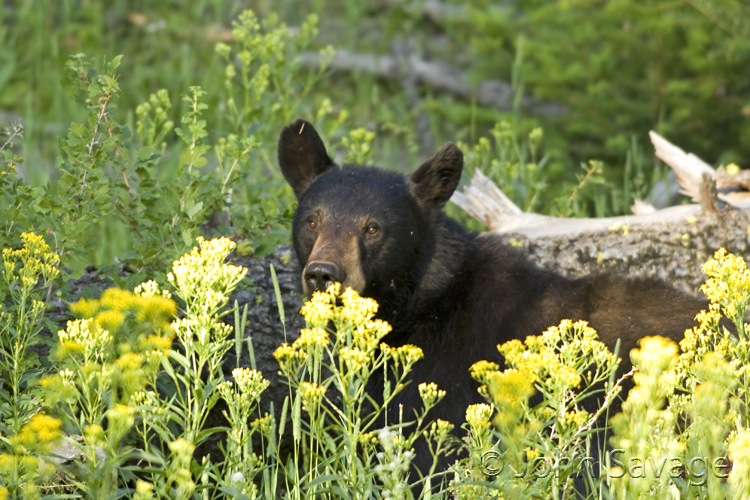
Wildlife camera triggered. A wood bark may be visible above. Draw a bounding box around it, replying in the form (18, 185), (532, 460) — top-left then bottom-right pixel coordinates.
(448, 131), (750, 298)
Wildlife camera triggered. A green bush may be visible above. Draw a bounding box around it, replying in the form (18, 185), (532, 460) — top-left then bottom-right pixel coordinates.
(1, 9), (347, 280)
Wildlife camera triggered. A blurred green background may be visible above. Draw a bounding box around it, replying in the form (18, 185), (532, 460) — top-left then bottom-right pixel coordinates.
(1, 0), (749, 267)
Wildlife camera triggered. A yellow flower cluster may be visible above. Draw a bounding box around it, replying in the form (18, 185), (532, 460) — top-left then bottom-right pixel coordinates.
(57, 318), (113, 362)
(418, 382), (446, 409)
(340, 287), (378, 325)
(167, 438), (196, 499)
(561, 409), (590, 428)
(293, 327), (329, 349)
(168, 236), (247, 314)
(700, 248), (750, 320)
(480, 319), (617, 400)
(468, 360), (499, 384)
(232, 367), (270, 401)
(1, 232), (60, 292)
(354, 320), (392, 353)
(69, 287), (176, 337)
(50, 286), (178, 415)
(470, 320), (619, 436)
(382, 343), (424, 367)
(133, 480), (155, 500)
(273, 343), (307, 374)
(632, 336), (679, 378)
(729, 430), (750, 497)
(134, 279), (172, 299)
(300, 381), (326, 409)
(677, 249), (750, 401)
(277, 284), (403, 381)
(0, 414), (62, 490)
(465, 403), (493, 430)
(340, 346), (370, 373)
(425, 419), (454, 442)
(8, 414), (62, 453)
(484, 369), (535, 411)
(251, 414), (275, 438)
(300, 285), (337, 327)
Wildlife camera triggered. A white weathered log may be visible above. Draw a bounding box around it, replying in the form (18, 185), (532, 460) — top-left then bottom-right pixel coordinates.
(451, 131), (750, 238)
(631, 199), (656, 215)
(649, 131), (715, 203)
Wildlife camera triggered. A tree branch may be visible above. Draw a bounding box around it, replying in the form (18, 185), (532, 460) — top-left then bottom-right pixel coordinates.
(298, 49), (566, 117)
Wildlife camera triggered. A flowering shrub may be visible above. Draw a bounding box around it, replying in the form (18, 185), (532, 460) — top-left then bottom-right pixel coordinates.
(463, 319), (622, 498)
(5, 233), (750, 500)
(0, 233), (63, 499)
(270, 283), (453, 499)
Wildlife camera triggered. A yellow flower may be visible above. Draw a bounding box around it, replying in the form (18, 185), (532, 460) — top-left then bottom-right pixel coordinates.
(134, 480), (155, 500)
(0, 455), (14, 476)
(100, 287), (137, 311)
(251, 414), (274, 437)
(57, 318), (113, 361)
(466, 403), (493, 429)
(426, 419), (454, 441)
(340, 346), (370, 373)
(353, 320), (391, 352)
(232, 368), (269, 400)
(168, 237), (247, 304)
(562, 409), (590, 428)
(95, 309), (126, 334)
(726, 163), (740, 176)
(701, 248), (750, 319)
(469, 360), (500, 384)
(728, 430), (750, 496)
(273, 343), (306, 373)
(487, 369), (535, 410)
(139, 334), (174, 352)
(340, 287), (378, 324)
(116, 352), (144, 370)
(293, 327), (329, 349)
(300, 295), (334, 326)
(134, 279), (172, 299)
(300, 381), (326, 409)
(384, 344), (423, 367)
(418, 382), (446, 408)
(70, 297), (101, 318)
(10, 414), (63, 454)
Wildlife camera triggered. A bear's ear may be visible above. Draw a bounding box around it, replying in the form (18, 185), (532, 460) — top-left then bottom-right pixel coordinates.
(278, 119), (336, 198)
(408, 142), (463, 210)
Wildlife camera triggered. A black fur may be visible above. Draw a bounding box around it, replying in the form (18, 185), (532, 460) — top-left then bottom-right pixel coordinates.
(278, 119), (706, 476)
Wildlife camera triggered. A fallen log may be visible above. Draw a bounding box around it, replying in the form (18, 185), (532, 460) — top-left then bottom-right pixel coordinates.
(450, 131), (750, 296)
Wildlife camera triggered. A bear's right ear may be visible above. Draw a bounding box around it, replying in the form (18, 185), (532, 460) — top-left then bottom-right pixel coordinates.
(278, 119), (336, 198)
(408, 142), (463, 211)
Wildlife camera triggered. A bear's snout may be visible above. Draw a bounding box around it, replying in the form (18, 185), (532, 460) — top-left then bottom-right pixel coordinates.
(304, 261), (345, 293)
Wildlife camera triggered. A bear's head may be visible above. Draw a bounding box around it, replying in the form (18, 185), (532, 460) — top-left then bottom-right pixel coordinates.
(278, 119), (463, 306)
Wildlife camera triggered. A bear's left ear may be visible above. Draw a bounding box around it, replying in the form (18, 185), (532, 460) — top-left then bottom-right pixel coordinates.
(278, 119), (337, 198)
(409, 142), (463, 210)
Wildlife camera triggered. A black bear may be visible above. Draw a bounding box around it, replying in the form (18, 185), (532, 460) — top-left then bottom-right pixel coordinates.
(277, 118), (705, 471)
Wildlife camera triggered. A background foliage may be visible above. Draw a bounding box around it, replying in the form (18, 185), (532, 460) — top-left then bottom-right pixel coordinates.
(3, 1), (749, 271)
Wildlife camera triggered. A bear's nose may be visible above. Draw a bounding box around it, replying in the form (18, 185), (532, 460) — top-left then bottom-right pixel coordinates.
(304, 261), (344, 293)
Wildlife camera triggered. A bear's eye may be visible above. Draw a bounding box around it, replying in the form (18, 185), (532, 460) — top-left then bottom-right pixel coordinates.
(307, 219), (318, 230)
(365, 224), (379, 236)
